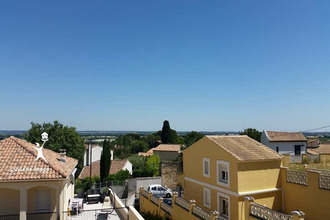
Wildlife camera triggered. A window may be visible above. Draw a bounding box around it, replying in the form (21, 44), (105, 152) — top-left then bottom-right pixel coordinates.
(217, 160), (229, 187)
(203, 188), (211, 208)
(203, 158), (210, 178)
(217, 192), (230, 219)
(276, 147), (279, 153)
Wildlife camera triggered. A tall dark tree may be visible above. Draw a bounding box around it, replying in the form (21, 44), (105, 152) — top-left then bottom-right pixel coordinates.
(24, 121), (85, 169)
(240, 128), (262, 142)
(161, 120), (178, 144)
(100, 139), (111, 181)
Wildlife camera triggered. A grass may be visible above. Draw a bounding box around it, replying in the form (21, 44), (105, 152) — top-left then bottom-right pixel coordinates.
(289, 163), (330, 171)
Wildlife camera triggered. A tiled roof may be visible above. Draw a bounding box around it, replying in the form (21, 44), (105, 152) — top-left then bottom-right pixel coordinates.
(78, 159), (129, 179)
(307, 139), (319, 148)
(138, 148), (154, 157)
(265, 131), (307, 142)
(307, 144), (330, 155)
(206, 135), (283, 162)
(0, 137), (78, 181)
(153, 144), (181, 152)
(110, 160), (128, 175)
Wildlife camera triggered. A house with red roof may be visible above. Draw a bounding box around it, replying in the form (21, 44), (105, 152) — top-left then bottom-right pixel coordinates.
(0, 136), (77, 220)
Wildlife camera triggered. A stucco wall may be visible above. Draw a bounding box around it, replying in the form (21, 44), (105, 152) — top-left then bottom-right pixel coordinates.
(237, 161), (281, 192)
(281, 168), (330, 220)
(128, 177), (162, 195)
(183, 137), (239, 192)
(122, 161), (133, 175)
(0, 188), (20, 215)
(153, 151), (181, 161)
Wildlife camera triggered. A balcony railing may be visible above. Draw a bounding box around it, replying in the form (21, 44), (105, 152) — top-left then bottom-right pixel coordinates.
(27, 212), (57, 220)
(192, 205), (211, 220)
(250, 202), (292, 220)
(142, 190), (149, 198)
(319, 174), (330, 190)
(161, 202), (172, 215)
(150, 195), (159, 205)
(175, 197), (189, 211)
(0, 214), (19, 220)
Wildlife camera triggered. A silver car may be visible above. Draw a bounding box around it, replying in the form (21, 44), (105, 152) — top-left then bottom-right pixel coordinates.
(148, 184), (172, 198)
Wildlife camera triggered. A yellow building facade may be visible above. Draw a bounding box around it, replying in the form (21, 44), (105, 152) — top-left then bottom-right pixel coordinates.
(180, 135), (283, 220)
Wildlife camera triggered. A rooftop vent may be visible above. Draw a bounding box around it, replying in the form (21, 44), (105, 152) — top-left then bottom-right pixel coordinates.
(59, 149), (66, 163)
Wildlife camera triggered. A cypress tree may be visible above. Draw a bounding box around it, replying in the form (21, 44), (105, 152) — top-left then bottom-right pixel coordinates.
(100, 139), (111, 181)
(161, 120), (177, 144)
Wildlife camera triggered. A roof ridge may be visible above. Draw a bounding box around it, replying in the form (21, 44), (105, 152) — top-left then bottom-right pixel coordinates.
(8, 136), (68, 178)
(266, 130), (302, 134)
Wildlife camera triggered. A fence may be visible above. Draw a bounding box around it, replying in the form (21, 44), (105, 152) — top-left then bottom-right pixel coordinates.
(139, 187), (218, 220)
(63, 208), (118, 220)
(243, 196), (304, 220)
(286, 170), (308, 185)
(0, 214), (19, 220)
(290, 155), (302, 163)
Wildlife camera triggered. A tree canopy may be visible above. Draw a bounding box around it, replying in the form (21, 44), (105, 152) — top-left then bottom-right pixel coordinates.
(161, 120), (178, 144)
(184, 131), (204, 147)
(240, 128), (262, 142)
(24, 121), (85, 169)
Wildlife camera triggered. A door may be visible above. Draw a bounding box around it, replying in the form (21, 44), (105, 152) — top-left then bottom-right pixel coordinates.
(294, 145), (301, 155)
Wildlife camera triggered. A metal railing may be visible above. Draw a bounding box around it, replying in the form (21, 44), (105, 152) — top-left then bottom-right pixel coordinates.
(0, 214), (19, 220)
(175, 197), (189, 211)
(27, 212), (57, 220)
(63, 208), (121, 220)
(250, 202), (292, 220)
(161, 202), (172, 215)
(287, 170), (308, 185)
(192, 205), (211, 220)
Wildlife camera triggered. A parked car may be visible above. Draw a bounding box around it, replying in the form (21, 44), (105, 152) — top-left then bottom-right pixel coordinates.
(148, 184), (172, 198)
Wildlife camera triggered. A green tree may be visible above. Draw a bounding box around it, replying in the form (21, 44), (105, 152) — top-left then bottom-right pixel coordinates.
(146, 155), (160, 176)
(240, 128), (262, 142)
(24, 121), (85, 169)
(146, 132), (161, 149)
(131, 140), (148, 154)
(100, 139), (111, 181)
(184, 131), (204, 147)
(161, 120), (178, 144)
(128, 154), (146, 169)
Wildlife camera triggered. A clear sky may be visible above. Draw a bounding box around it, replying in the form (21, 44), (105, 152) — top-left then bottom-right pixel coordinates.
(0, 0), (329, 132)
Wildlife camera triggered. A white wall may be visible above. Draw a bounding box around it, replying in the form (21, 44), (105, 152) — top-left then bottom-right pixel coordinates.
(261, 131), (306, 155)
(83, 145), (103, 166)
(128, 177), (162, 195)
(122, 161), (133, 175)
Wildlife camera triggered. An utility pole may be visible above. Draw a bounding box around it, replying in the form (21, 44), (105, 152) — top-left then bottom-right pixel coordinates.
(89, 140), (92, 188)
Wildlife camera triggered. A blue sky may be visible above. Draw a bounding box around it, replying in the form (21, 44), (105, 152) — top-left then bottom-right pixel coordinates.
(0, 0), (329, 131)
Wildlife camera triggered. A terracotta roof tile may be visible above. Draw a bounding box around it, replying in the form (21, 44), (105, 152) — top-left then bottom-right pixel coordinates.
(206, 135), (283, 162)
(78, 159), (129, 179)
(307, 144), (330, 155)
(0, 137), (78, 181)
(265, 131), (307, 142)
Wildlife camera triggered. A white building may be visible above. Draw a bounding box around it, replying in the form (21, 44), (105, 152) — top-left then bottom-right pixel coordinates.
(84, 143), (115, 166)
(261, 130), (307, 156)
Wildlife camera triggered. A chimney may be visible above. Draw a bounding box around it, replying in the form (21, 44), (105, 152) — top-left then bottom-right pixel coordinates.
(59, 149), (66, 163)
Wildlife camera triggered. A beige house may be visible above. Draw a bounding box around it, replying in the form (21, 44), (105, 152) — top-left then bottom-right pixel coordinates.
(0, 137), (77, 220)
(138, 144), (182, 160)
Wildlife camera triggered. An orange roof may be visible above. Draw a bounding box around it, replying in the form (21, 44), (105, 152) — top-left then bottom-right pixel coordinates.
(0, 137), (78, 181)
(265, 131), (307, 142)
(79, 159), (129, 179)
(138, 148), (154, 157)
(206, 135), (283, 162)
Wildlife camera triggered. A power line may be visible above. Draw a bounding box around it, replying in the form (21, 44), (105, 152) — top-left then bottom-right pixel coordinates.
(301, 125), (330, 132)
